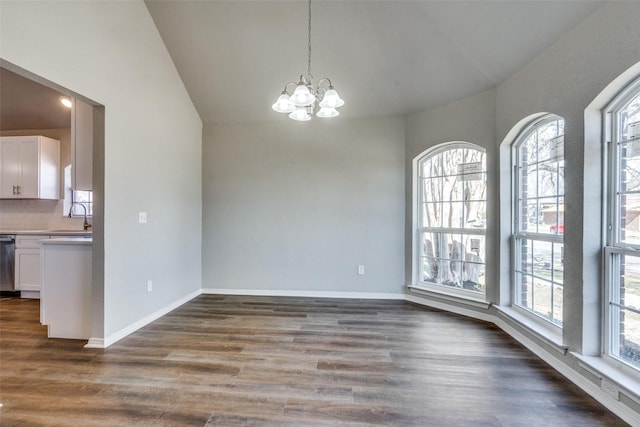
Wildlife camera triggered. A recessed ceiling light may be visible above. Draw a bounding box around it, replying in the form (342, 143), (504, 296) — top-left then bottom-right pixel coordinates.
(60, 97), (72, 108)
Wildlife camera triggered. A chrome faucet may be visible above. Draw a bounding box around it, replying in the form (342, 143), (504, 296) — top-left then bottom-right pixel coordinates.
(68, 203), (92, 231)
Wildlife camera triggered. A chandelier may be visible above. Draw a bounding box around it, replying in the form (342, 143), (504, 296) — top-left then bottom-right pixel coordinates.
(271, 0), (344, 121)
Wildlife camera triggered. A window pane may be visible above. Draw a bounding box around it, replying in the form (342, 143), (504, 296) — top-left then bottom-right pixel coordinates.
(553, 244), (564, 284)
(420, 157), (434, 178)
(522, 165), (538, 200)
(620, 144), (640, 191)
(420, 231), (485, 293)
(525, 201), (546, 234)
(615, 308), (640, 369)
(619, 138), (640, 246)
(608, 254), (640, 366)
(71, 190), (93, 217)
(620, 192), (640, 246)
(520, 140), (535, 165)
(462, 235), (485, 292)
(421, 256), (437, 284)
(441, 175), (458, 203)
(450, 179), (465, 202)
(441, 201), (464, 229)
(532, 278), (552, 319)
(422, 177), (441, 203)
(514, 238), (563, 325)
(443, 149), (462, 175)
(621, 92), (640, 142)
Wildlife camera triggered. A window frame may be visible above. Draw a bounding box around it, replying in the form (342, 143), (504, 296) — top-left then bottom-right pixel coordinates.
(71, 189), (93, 217)
(603, 76), (640, 371)
(412, 141), (488, 301)
(511, 114), (565, 329)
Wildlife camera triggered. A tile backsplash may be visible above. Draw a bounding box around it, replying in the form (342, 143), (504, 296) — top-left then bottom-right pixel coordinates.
(0, 199), (86, 231)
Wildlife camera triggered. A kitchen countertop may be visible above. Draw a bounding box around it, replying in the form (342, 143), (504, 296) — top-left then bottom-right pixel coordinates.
(0, 229), (92, 236)
(42, 237), (92, 245)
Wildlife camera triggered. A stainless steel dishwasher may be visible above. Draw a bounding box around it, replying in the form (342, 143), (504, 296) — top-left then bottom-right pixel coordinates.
(0, 234), (16, 291)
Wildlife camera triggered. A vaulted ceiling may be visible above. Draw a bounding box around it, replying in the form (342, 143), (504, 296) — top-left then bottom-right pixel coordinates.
(0, 1), (605, 130)
(145, 0), (604, 124)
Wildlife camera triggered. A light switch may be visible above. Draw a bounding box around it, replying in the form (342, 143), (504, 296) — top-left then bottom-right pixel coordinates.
(139, 212), (147, 224)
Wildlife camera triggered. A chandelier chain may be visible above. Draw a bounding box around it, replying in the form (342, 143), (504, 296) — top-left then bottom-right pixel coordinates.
(307, 0), (312, 80)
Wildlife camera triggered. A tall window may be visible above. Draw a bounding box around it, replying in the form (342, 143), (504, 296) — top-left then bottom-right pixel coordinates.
(415, 143), (487, 297)
(513, 116), (565, 326)
(605, 77), (640, 370)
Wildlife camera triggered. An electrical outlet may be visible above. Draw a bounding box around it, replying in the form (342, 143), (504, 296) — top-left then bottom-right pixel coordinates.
(358, 265), (365, 275)
(601, 379), (619, 400)
(139, 212), (147, 224)
(146, 280), (153, 293)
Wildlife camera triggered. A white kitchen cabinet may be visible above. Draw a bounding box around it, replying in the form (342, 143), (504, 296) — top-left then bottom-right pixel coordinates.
(0, 136), (60, 199)
(15, 235), (50, 294)
(71, 99), (93, 190)
(40, 238), (92, 339)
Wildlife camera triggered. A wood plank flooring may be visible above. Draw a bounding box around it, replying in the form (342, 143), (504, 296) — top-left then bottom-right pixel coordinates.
(0, 294), (627, 426)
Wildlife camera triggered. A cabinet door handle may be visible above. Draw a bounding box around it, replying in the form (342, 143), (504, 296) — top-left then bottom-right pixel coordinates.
(17, 185), (21, 195)
(12, 185), (16, 195)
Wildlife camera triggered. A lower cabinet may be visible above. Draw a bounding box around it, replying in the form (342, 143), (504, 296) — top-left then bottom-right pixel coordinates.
(40, 238), (92, 339)
(15, 235), (49, 293)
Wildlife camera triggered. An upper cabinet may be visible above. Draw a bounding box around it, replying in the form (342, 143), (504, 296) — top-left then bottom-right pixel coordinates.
(71, 98), (93, 191)
(0, 136), (60, 199)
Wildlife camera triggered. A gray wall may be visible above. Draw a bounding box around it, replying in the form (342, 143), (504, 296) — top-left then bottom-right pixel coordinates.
(202, 117), (405, 295)
(496, 1), (640, 354)
(0, 1), (203, 339)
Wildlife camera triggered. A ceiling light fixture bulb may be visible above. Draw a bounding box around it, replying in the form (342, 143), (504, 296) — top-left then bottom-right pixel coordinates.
(272, 92), (296, 113)
(319, 87), (344, 108)
(290, 82), (316, 107)
(316, 107), (339, 118)
(60, 97), (73, 108)
(289, 106), (312, 121)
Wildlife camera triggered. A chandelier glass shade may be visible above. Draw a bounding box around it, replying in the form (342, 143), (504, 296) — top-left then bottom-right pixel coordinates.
(272, 0), (343, 121)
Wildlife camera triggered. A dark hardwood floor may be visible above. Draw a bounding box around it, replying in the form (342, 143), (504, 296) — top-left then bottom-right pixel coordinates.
(0, 294), (627, 426)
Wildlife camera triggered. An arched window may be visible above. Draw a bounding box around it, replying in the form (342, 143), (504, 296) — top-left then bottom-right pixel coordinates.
(413, 143), (487, 298)
(604, 76), (640, 370)
(512, 115), (564, 326)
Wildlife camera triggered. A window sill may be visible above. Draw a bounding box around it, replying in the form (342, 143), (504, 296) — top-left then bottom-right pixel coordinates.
(574, 354), (640, 406)
(494, 305), (566, 354)
(407, 284), (490, 309)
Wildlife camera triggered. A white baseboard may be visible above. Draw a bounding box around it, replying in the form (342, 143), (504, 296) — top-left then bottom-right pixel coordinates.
(404, 293), (494, 323)
(93, 289), (202, 349)
(84, 337), (104, 349)
(201, 288), (405, 300)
